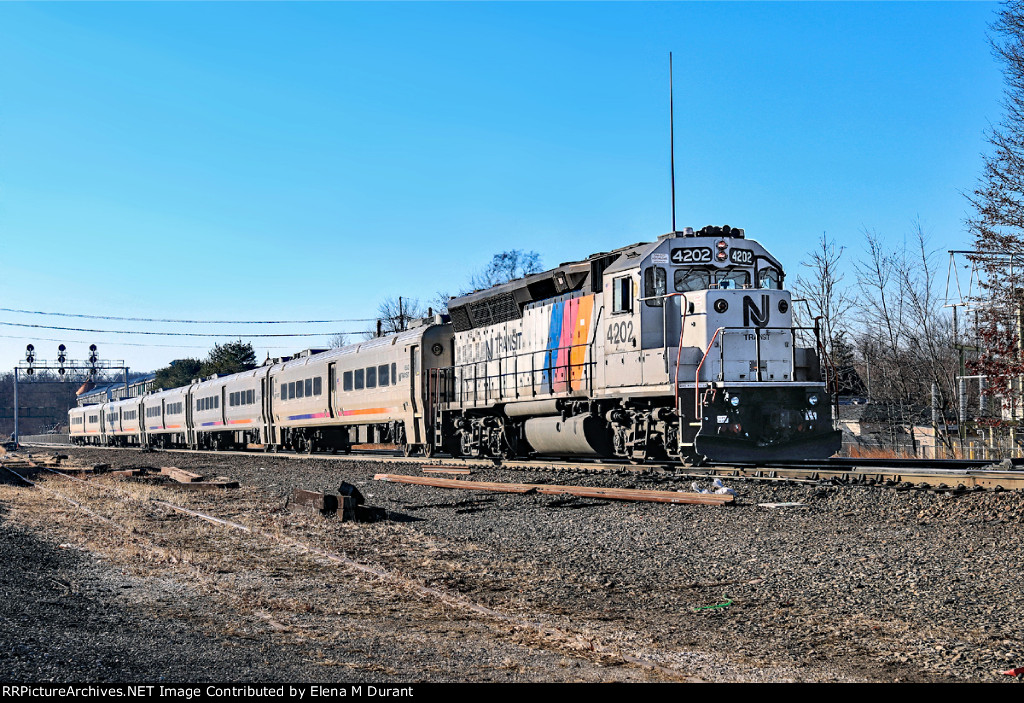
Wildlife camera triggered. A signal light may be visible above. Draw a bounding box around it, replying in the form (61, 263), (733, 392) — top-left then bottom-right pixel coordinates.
(26, 368), (33, 376)
(58, 368), (65, 376)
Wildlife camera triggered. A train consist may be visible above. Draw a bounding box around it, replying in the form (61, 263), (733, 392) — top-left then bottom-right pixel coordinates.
(69, 226), (841, 463)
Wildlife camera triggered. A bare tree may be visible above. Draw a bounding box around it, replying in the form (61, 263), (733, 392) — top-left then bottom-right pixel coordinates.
(853, 224), (959, 453)
(363, 296), (426, 339)
(467, 250), (542, 291)
(792, 232), (857, 394)
(329, 333), (348, 348)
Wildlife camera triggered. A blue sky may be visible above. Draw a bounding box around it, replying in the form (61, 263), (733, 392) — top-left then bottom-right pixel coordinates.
(0, 2), (1006, 373)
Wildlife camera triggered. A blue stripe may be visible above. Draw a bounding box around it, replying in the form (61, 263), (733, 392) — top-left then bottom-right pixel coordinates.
(543, 300), (563, 387)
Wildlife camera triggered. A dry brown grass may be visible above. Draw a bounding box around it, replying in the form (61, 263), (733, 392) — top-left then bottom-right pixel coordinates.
(842, 446), (917, 459)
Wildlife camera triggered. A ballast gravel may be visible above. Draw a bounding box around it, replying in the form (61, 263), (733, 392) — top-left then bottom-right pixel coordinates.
(2, 446), (1022, 683)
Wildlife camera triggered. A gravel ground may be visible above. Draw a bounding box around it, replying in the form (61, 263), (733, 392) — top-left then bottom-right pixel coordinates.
(2, 446), (1023, 683)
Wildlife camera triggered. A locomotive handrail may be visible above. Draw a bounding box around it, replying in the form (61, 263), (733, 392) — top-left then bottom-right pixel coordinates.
(694, 326), (726, 418)
(446, 339), (597, 407)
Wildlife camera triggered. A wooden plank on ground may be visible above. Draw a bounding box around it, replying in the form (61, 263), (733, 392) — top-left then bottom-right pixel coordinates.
(111, 468), (145, 477)
(160, 466), (204, 483)
(290, 489), (339, 515)
(373, 474), (734, 505)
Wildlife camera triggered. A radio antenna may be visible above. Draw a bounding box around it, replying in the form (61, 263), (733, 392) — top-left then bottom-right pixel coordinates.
(669, 51), (676, 233)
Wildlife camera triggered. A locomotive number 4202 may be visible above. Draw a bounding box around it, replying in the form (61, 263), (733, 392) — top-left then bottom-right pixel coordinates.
(670, 247), (712, 264)
(607, 320), (634, 345)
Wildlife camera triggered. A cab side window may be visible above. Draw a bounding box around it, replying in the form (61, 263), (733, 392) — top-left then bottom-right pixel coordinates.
(644, 267), (667, 307)
(612, 276), (632, 313)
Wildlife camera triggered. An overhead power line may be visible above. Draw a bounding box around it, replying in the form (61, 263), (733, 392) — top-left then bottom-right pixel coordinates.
(0, 321), (358, 338)
(0, 333), (301, 350)
(0, 308), (375, 324)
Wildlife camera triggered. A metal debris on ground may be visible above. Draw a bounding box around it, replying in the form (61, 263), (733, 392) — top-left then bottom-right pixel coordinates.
(757, 502), (807, 509)
(691, 478), (737, 497)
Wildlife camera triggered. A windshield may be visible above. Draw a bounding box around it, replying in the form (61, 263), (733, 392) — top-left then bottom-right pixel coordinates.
(674, 268), (711, 292)
(758, 267), (781, 289)
(716, 269), (751, 290)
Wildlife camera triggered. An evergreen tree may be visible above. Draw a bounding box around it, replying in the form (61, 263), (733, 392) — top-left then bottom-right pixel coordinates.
(153, 358), (203, 390)
(200, 340), (257, 377)
(966, 1), (1024, 417)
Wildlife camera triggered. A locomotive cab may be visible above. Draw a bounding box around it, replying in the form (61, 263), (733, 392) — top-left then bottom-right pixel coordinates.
(600, 225), (841, 463)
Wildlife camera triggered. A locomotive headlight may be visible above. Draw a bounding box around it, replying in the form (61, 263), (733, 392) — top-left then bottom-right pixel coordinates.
(713, 299), (729, 313)
(716, 251), (728, 261)
(808, 394), (819, 406)
(716, 239), (728, 250)
(778, 300), (789, 313)
(729, 395), (740, 407)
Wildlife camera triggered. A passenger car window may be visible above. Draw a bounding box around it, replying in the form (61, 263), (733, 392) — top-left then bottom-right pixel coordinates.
(366, 366), (377, 389)
(378, 364), (389, 386)
(313, 377), (322, 396)
(355, 369), (364, 390)
(343, 371), (353, 392)
(305, 378), (312, 397)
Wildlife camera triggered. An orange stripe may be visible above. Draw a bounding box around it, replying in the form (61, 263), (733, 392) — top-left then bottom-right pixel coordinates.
(570, 294), (594, 389)
(341, 407), (391, 416)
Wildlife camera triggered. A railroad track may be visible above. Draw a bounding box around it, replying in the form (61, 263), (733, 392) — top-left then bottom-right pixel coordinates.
(17, 442), (1024, 491)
